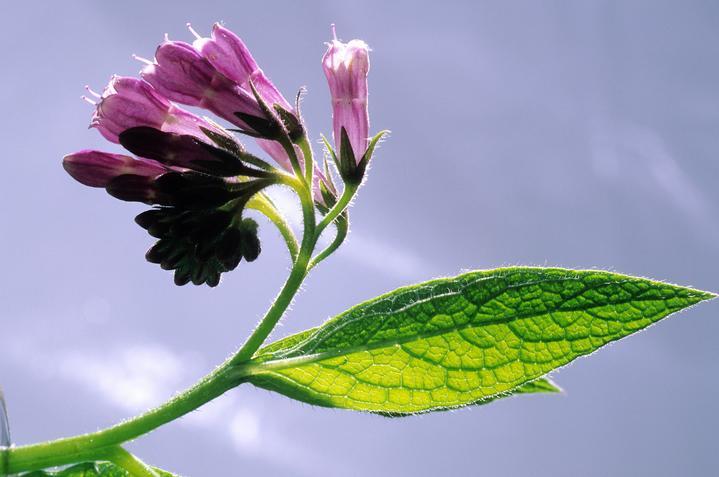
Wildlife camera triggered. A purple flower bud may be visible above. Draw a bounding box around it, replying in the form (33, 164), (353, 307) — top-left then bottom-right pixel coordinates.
(192, 23), (292, 112)
(63, 150), (168, 187)
(322, 33), (370, 162)
(140, 40), (264, 131)
(90, 76), (223, 144)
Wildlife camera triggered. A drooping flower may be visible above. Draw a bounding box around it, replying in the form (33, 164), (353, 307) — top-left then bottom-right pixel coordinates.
(322, 29), (370, 163)
(63, 150), (168, 188)
(64, 134), (272, 286)
(139, 32), (302, 174)
(139, 41), (269, 134)
(65, 72), (275, 286)
(90, 76), (228, 144)
(192, 23), (293, 115)
(64, 144), (269, 286)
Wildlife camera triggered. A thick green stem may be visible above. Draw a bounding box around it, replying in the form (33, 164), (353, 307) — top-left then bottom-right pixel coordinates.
(6, 367), (239, 474)
(231, 182), (317, 364)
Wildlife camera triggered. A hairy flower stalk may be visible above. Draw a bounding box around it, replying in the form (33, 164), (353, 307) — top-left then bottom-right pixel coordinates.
(66, 73), (275, 286)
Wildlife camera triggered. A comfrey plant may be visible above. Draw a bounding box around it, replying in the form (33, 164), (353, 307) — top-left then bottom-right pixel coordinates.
(0, 23), (714, 477)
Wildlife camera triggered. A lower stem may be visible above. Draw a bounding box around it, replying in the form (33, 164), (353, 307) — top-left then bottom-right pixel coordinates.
(6, 367), (238, 474)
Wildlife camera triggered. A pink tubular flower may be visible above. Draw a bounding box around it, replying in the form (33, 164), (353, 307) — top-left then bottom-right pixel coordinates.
(63, 150), (168, 188)
(192, 23), (292, 113)
(90, 76), (226, 144)
(322, 32), (370, 161)
(141, 26), (331, 201)
(139, 41), (265, 131)
(140, 37), (303, 173)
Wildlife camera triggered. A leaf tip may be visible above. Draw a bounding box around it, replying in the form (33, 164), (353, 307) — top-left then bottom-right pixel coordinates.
(684, 287), (717, 303)
(541, 378), (565, 395)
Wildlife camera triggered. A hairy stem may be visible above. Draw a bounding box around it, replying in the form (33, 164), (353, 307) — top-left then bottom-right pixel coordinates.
(247, 193), (299, 261)
(309, 212), (348, 270)
(315, 184), (357, 240)
(231, 182), (317, 364)
(297, 135), (315, 191)
(6, 367), (238, 474)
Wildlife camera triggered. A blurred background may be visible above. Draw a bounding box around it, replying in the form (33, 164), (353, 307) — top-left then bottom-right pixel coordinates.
(1, 1), (718, 475)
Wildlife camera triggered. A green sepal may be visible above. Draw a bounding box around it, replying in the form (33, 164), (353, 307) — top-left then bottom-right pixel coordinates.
(273, 104), (304, 143)
(322, 155), (338, 193)
(233, 112), (281, 140)
(200, 126), (274, 172)
(337, 129), (389, 186)
(338, 127), (359, 184)
(199, 126), (245, 157)
(321, 134), (342, 178)
(319, 178), (338, 210)
(354, 129), (389, 183)
(236, 79), (285, 141)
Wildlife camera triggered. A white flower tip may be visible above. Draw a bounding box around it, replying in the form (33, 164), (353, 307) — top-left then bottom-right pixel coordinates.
(331, 23), (337, 41)
(84, 85), (101, 98)
(132, 54), (154, 66)
(187, 22), (202, 40)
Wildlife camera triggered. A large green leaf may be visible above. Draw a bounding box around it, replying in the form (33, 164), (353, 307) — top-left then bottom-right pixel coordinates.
(245, 267), (713, 415)
(18, 462), (176, 477)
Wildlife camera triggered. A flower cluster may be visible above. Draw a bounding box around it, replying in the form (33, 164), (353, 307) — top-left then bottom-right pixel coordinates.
(64, 23), (373, 286)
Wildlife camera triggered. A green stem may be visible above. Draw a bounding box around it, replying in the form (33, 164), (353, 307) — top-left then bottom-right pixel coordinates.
(231, 182), (317, 364)
(247, 194), (299, 261)
(6, 367), (239, 474)
(315, 184), (358, 240)
(278, 137), (304, 181)
(297, 135), (315, 191)
(106, 447), (158, 477)
(309, 212), (348, 270)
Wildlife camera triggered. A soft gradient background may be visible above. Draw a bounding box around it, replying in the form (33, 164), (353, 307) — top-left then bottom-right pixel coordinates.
(2, 1), (718, 476)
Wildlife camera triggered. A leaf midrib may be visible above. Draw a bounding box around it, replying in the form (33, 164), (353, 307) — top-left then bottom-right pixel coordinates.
(270, 275), (618, 359)
(239, 291), (692, 378)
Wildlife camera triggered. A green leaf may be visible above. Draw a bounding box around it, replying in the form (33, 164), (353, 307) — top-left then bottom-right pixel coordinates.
(246, 267), (713, 415)
(18, 462), (176, 477)
(505, 377), (562, 396)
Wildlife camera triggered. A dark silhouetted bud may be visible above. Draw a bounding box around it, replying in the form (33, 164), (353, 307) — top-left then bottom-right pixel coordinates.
(119, 127), (252, 177)
(135, 207), (261, 287)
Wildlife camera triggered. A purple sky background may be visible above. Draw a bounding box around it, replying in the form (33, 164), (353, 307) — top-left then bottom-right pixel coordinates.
(1, 1), (718, 476)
